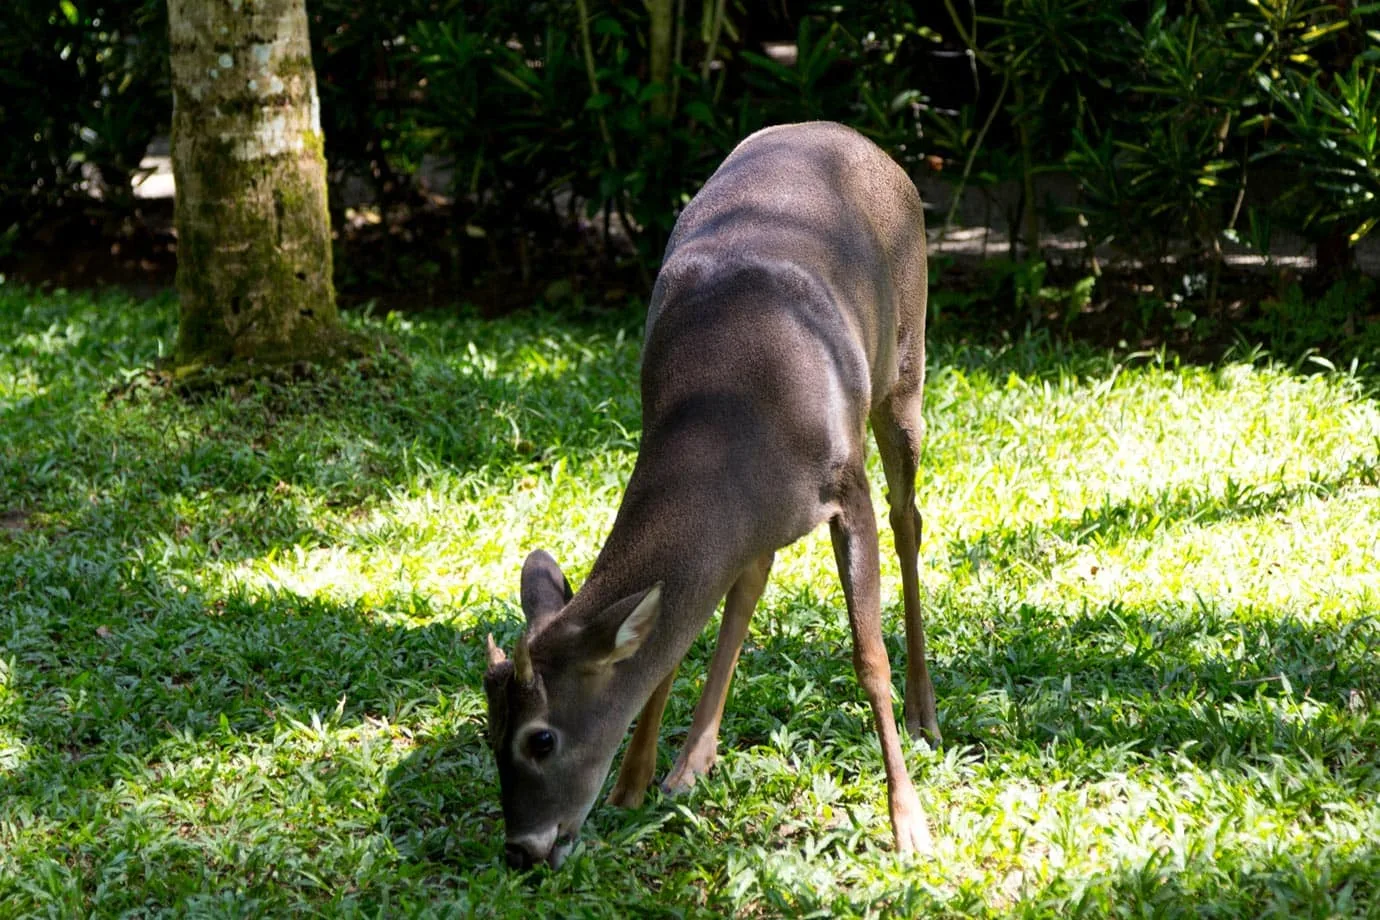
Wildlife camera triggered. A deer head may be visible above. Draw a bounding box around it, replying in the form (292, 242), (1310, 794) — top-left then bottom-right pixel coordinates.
(483, 549), (661, 869)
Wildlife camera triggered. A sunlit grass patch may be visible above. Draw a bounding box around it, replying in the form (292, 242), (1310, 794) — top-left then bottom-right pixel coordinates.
(3, 284), (1380, 916)
(216, 453), (637, 614)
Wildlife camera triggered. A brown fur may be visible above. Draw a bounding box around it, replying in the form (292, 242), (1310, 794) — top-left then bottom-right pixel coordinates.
(485, 122), (938, 869)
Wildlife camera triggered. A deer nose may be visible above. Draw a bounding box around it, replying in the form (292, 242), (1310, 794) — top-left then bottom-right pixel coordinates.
(504, 825), (561, 869)
(504, 841), (539, 869)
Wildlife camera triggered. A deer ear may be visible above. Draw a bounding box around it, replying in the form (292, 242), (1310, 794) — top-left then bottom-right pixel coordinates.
(590, 583), (661, 667)
(521, 549), (573, 629)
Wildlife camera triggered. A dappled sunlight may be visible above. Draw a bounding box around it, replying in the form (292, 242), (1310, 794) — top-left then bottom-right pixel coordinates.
(912, 357), (1380, 640)
(0, 729), (25, 775)
(902, 691), (1380, 912)
(211, 455), (636, 616)
(6, 287), (1380, 914)
(0, 365), (46, 404)
(920, 360), (1380, 556)
(0, 654), (28, 777)
(1045, 488), (1380, 615)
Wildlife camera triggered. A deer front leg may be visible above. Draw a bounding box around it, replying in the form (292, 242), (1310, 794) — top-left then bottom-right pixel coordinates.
(606, 665), (677, 808)
(662, 552), (774, 795)
(829, 472), (932, 854)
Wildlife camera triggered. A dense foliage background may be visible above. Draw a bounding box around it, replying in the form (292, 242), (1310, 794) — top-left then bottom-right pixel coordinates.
(2, 0), (1377, 338)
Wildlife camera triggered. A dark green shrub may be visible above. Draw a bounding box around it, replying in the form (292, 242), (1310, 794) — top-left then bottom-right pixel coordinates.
(0, 0), (168, 233)
(309, 0), (439, 211)
(1064, 9), (1247, 285)
(929, 0), (1376, 300)
(405, 3), (592, 272)
(1263, 57), (1380, 248)
(2, 0), (1373, 324)
(1249, 275), (1380, 360)
(403, 2), (932, 273)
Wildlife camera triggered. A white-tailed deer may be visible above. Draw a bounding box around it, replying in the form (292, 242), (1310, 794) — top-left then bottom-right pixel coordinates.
(483, 121), (938, 869)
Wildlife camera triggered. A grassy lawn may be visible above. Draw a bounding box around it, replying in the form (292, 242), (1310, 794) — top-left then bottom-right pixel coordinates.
(3, 285), (1380, 917)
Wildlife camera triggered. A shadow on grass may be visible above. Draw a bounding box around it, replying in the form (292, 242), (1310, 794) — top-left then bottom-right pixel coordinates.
(1, 334), (645, 580)
(707, 591), (1380, 769)
(1013, 837), (1380, 918)
(349, 578), (1380, 918)
(0, 299), (646, 909)
(4, 293), (1379, 910)
(936, 600), (1380, 763)
(375, 583), (1380, 856)
(5, 478), (1378, 910)
(0, 561), (516, 866)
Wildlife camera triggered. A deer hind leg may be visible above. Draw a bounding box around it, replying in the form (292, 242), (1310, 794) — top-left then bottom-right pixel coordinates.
(606, 664), (677, 808)
(872, 392), (941, 746)
(830, 466), (932, 854)
(662, 551), (774, 796)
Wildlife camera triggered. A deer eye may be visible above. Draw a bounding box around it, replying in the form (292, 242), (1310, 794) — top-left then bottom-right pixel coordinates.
(526, 729), (556, 760)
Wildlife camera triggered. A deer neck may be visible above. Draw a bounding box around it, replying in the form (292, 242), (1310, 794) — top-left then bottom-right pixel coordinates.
(568, 453), (755, 725)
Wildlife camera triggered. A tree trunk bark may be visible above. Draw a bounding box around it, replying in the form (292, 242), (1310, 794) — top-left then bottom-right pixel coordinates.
(168, 0), (348, 371)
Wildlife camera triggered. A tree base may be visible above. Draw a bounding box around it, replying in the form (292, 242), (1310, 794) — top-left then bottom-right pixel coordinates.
(161, 327), (401, 396)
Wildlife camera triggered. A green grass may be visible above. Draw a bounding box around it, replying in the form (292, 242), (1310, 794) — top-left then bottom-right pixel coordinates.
(3, 284), (1380, 918)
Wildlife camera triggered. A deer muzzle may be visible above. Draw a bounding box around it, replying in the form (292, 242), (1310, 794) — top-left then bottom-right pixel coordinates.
(503, 826), (575, 869)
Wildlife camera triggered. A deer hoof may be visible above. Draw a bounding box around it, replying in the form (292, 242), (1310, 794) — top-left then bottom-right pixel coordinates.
(904, 716), (942, 750)
(903, 703), (942, 749)
(660, 759), (709, 796)
(659, 771), (695, 797)
(890, 785), (933, 855)
(662, 744), (721, 795)
(605, 783), (648, 809)
(894, 815), (933, 855)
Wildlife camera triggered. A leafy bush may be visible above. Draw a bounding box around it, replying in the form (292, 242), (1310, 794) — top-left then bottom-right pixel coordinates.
(2, 0), (1376, 318)
(0, 0), (168, 233)
(1264, 57), (1380, 247)
(403, 2), (933, 269)
(1249, 274), (1380, 359)
(1068, 10), (1246, 268)
(934, 0), (1377, 294)
(309, 0), (440, 211)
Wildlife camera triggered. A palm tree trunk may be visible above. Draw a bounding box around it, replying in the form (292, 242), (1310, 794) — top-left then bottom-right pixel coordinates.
(168, 0), (348, 371)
